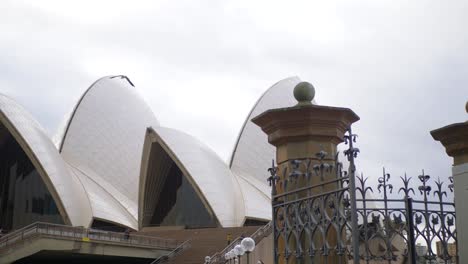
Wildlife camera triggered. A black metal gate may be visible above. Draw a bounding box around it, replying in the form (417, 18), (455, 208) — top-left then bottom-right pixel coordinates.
(269, 128), (457, 264)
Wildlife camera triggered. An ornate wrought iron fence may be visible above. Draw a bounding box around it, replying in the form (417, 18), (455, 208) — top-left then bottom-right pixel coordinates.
(268, 128), (458, 264)
(269, 144), (354, 263)
(355, 170), (457, 264)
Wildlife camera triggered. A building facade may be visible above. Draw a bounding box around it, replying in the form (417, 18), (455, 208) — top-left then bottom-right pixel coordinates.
(0, 75), (303, 233)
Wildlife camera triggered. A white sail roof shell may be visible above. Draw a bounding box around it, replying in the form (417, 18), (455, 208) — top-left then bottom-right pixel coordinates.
(59, 76), (160, 221)
(0, 94), (93, 227)
(1, 76), (308, 230)
(236, 174), (271, 221)
(230, 77), (302, 186)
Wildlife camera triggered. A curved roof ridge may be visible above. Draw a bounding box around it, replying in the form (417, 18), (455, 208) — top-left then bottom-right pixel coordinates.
(0, 93), (49, 135)
(142, 126), (245, 227)
(235, 174), (271, 222)
(228, 76), (300, 167)
(59, 76), (160, 207)
(0, 94), (93, 227)
(67, 164), (94, 216)
(235, 172), (270, 200)
(58, 75), (157, 152)
(57, 76), (111, 152)
(69, 165), (138, 229)
(68, 163), (137, 224)
(146, 127), (221, 224)
(228, 77), (303, 186)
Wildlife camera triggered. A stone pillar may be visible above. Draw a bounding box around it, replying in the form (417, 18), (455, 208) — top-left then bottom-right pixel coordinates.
(431, 101), (468, 263)
(252, 82), (359, 264)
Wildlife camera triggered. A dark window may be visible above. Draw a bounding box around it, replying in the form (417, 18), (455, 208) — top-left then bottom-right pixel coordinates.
(147, 143), (217, 228)
(0, 124), (63, 232)
(244, 219), (269, 226)
(91, 219), (127, 232)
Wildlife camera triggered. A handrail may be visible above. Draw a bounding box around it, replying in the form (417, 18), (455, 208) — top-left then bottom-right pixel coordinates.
(150, 239), (192, 264)
(0, 222), (183, 253)
(209, 222), (273, 264)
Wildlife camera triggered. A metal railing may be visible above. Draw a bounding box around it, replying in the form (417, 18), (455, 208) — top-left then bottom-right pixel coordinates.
(150, 239), (192, 264)
(209, 221), (273, 263)
(0, 222), (182, 252)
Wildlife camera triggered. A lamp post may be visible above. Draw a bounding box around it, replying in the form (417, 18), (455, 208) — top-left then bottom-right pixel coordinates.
(234, 244), (245, 264)
(228, 249), (235, 264)
(241, 237), (255, 264)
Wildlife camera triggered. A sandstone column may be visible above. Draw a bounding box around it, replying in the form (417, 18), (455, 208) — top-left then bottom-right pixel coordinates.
(431, 101), (468, 263)
(252, 82), (359, 264)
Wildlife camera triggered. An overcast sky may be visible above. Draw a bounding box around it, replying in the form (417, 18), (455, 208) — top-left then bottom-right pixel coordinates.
(1, 0), (467, 191)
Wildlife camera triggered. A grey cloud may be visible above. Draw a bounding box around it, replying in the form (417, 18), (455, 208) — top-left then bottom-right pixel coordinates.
(0, 0), (466, 190)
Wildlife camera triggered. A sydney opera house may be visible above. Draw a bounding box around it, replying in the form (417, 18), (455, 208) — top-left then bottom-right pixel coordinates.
(0, 75), (302, 262)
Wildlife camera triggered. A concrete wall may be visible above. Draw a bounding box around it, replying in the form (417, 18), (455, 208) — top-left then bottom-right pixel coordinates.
(453, 163), (468, 263)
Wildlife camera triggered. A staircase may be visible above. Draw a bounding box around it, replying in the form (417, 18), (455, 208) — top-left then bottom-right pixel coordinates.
(151, 239), (191, 264)
(138, 227), (259, 264)
(209, 222), (272, 264)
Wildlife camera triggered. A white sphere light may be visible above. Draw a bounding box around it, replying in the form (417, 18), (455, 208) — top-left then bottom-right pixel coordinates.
(241, 237), (256, 252)
(229, 250), (235, 259)
(224, 253), (229, 260)
(205, 256), (211, 262)
(234, 244), (245, 256)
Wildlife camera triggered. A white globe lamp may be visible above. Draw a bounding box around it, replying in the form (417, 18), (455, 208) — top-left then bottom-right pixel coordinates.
(234, 244), (245, 264)
(241, 237), (256, 264)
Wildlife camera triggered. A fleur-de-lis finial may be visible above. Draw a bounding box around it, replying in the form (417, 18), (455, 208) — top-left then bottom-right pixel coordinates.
(344, 128), (360, 161)
(267, 159), (279, 186)
(315, 149), (327, 160)
(312, 149), (333, 181)
(448, 176), (454, 193)
(267, 159), (281, 196)
(378, 168), (393, 194)
(289, 159), (302, 181)
(418, 170), (431, 196)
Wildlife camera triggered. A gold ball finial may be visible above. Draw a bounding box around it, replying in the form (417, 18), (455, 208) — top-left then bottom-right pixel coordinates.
(293, 82), (315, 106)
